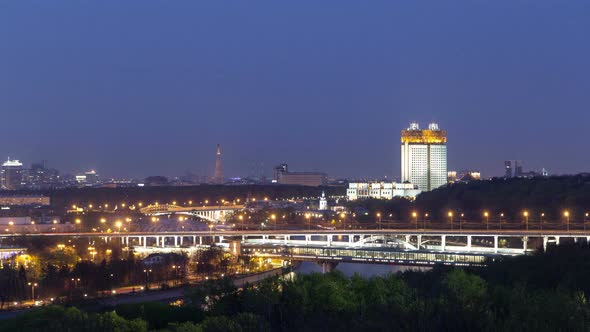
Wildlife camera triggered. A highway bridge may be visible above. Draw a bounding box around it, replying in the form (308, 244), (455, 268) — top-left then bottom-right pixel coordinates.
(2, 229), (588, 267)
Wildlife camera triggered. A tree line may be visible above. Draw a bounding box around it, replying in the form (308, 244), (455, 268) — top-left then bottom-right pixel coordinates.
(3, 243), (590, 331)
(348, 175), (590, 224)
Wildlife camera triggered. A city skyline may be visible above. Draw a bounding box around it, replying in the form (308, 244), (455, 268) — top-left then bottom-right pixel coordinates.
(1, 1), (589, 178)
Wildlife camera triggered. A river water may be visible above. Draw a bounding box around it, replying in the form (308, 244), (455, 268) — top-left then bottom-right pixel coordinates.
(295, 261), (429, 277)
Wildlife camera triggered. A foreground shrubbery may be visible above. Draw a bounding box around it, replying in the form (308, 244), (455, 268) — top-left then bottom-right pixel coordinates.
(3, 244), (590, 331)
(0, 305), (147, 332)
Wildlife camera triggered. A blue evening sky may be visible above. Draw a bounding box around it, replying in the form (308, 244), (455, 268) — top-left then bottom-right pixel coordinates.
(0, 1), (588, 179)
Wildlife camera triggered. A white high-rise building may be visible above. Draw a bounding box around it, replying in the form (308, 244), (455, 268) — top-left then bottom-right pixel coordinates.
(401, 122), (447, 191)
(319, 191), (328, 210)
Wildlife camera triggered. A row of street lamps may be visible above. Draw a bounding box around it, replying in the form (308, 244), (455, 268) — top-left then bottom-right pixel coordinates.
(374, 210), (586, 231)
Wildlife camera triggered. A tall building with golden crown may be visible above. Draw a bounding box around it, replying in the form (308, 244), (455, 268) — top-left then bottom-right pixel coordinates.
(401, 122), (447, 191)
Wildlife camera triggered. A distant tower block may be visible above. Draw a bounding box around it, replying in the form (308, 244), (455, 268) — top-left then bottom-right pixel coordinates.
(214, 144), (223, 184)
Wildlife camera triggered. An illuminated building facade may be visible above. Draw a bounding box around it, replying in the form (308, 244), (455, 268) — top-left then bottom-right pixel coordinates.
(448, 170), (481, 183)
(401, 123), (447, 191)
(75, 170), (99, 186)
(346, 182), (421, 200)
(319, 191), (328, 210)
(1, 159), (24, 190)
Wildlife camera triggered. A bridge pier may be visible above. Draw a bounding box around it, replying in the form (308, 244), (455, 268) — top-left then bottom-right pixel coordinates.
(523, 236), (528, 252)
(467, 235), (472, 251)
(318, 261), (338, 274)
(543, 236), (548, 252)
(417, 235), (422, 250)
(441, 235), (446, 251)
(174, 236), (178, 247)
(494, 236), (498, 253)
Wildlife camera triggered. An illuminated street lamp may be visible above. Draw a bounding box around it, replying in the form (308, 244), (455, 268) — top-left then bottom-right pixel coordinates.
(483, 211), (489, 230)
(523, 211), (529, 231)
(376, 213), (382, 230)
(564, 211), (570, 231)
(340, 213), (346, 229)
(540, 213), (545, 230)
(27, 282), (38, 301)
(115, 221), (122, 233)
(238, 215), (244, 231)
(412, 212), (418, 229)
(305, 213), (311, 230)
(448, 211), (454, 230)
(143, 269), (152, 289)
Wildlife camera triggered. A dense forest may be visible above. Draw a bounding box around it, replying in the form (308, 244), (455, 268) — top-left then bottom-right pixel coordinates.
(349, 175), (590, 223)
(3, 244), (590, 331)
(416, 175), (590, 221)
